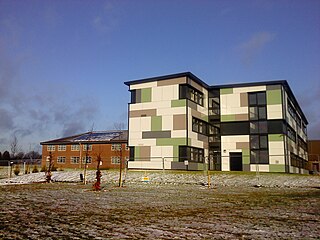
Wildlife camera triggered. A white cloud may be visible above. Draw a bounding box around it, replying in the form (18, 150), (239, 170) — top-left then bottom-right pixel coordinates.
(237, 31), (276, 66)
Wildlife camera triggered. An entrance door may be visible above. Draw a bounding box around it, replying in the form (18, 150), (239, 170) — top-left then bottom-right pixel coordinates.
(230, 152), (242, 171)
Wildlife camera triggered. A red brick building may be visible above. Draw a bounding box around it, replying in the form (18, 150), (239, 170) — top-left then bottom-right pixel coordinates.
(40, 131), (129, 170)
(308, 140), (320, 173)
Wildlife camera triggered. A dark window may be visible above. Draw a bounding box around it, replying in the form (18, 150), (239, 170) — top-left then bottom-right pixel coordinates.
(267, 120), (286, 134)
(129, 147), (135, 161)
(130, 90), (136, 104)
(179, 84), (204, 106)
(250, 121), (267, 134)
(287, 126), (296, 142)
(220, 122), (250, 135)
(257, 92), (266, 105)
(192, 117), (208, 135)
(179, 146), (204, 163)
(250, 135), (269, 164)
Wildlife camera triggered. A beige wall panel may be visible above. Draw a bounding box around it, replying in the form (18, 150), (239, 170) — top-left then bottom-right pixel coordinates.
(172, 85), (179, 99)
(140, 117), (151, 131)
(157, 107), (186, 116)
(221, 159), (230, 171)
(222, 135), (249, 143)
(162, 115), (173, 130)
(157, 77), (187, 86)
(269, 155), (285, 165)
(171, 130), (187, 138)
(267, 104), (283, 119)
(141, 101), (170, 110)
(233, 85), (266, 93)
(250, 165), (269, 172)
(162, 85), (176, 100)
(129, 104), (144, 111)
(130, 139), (156, 147)
(226, 93), (241, 108)
(268, 141), (284, 155)
(128, 161), (163, 169)
(129, 118), (141, 132)
(190, 139), (204, 149)
(129, 131), (142, 140)
(161, 146), (173, 158)
(152, 87), (163, 102)
(151, 146), (162, 158)
(130, 81), (157, 90)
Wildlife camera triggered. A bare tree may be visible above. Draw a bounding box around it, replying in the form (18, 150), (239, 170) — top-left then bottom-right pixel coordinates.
(10, 134), (20, 159)
(113, 122), (126, 187)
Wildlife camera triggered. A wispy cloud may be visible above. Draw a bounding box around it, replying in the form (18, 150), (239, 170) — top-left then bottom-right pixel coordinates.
(237, 31), (276, 66)
(91, 1), (120, 34)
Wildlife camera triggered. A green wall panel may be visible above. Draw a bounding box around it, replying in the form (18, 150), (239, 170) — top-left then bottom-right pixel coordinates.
(242, 149), (250, 164)
(171, 99), (186, 107)
(221, 114), (236, 122)
(220, 88), (233, 94)
(156, 137), (188, 146)
(134, 146), (140, 159)
(151, 116), (162, 131)
(173, 145), (179, 160)
(269, 164), (286, 172)
(141, 88), (152, 102)
(267, 89), (282, 105)
(269, 134), (284, 142)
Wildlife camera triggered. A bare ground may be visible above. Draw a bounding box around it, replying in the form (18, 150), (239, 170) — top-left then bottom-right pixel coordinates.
(0, 182), (319, 239)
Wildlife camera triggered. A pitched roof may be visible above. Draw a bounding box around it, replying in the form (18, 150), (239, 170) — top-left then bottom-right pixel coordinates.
(40, 130), (128, 145)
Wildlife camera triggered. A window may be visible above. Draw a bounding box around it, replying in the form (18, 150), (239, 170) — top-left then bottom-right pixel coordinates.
(47, 145), (55, 151)
(179, 84), (204, 106)
(111, 143), (122, 151)
(57, 156), (66, 163)
(82, 156), (92, 164)
(71, 157), (80, 164)
(130, 90), (137, 104)
(192, 117), (208, 135)
(179, 146), (204, 163)
(288, 101), (297, 121)
(287, 126), (296, 142)
(71, 144), (80, 151)
(249, 106), (266, 120)
(58, 145), (66, 151)
(250, 121), (267, 134)
(250, 135), (269, 164)
(83, 144), (92, 151)
(129, 147), (135, 161)
(298, 137), (307, 151)
(111, 156), (121, 164)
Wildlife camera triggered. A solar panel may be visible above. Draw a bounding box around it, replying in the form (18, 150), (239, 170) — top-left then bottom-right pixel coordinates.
(73, 131), (123, 142)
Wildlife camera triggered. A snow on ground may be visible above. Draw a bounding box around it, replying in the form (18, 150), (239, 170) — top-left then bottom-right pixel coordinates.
(0, 170), (319, 188)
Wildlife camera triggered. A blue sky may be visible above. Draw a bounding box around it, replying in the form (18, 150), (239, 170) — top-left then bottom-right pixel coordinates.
(0, 0), (319, 152)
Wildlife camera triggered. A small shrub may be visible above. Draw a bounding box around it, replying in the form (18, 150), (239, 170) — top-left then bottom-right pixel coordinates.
(14, 165), (20, 176)
(32, 165), (39, 173)
(25, 165), (30, 174)
(40, 165), (47, 172)
(58, 168), (64, 171)
(51, 165), (57, 171)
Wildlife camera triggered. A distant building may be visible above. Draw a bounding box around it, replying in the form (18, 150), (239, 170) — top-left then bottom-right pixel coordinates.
(40, 131), (129, 169)
(308, 140), (320, 173)
(125, 72), (309, 173)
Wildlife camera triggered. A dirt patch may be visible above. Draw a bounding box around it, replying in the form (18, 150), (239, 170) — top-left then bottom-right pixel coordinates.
(0, 183), (319, 239)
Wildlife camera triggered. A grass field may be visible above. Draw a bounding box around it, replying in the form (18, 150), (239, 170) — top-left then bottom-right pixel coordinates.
(0, 182), (319, 239)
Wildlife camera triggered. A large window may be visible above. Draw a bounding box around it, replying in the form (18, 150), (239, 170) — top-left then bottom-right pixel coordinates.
(192, 117), (208, 135)
(179, 85), (204, 106)
(47, 145), (55, 151)
(71, 157), (80, 164)
(287, 126), (296, 142)
(249, 92), (269, 164)
(179, 146), (204, 163)
(83, 144), (92, 151)
(111, 156), (120, 164)
(58, 145), (66, 151)
(57, 156), (66, 163)
(111, 143), (122, 151)
(82, 156), (92, 164)
(71, 144), (80, 151)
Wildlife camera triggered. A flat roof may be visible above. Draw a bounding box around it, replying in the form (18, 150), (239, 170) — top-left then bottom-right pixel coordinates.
(124, 72), (209, 89)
